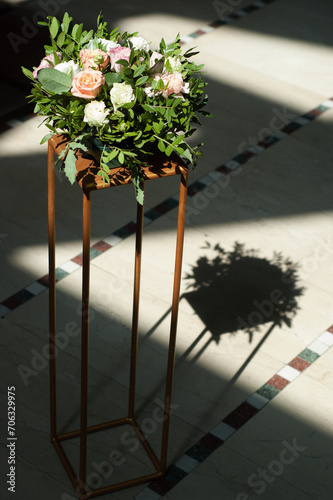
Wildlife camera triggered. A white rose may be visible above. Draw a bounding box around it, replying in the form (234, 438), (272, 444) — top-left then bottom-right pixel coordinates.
(110, 82), (135, 111)
(128, 36), (150, 51)
(83, 101), (110, 127)
(54, 60), (80, 77)
(84, 38), (120, 52)
(98, 38), (120, 52)
(166, 56), (182, 72)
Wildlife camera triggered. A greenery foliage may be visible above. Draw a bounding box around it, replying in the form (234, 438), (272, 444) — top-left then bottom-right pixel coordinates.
(22, 12), (210, 203)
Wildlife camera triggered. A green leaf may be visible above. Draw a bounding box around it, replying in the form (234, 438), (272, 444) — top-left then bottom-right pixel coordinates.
(21, 67), (34, 81)
(40, 133), (53, 145)
(181, 148), (193, 162)
(69, 141), (88, 152)
(38, 68), (72, 94)
(136, 75), (149, 86)
(72, 23), (83, 42)
(133, 64), (146, 78)
(118, 151), (125, 164)
(65, 41), (75, 56)
(136, 86), (144, 104)
(142, 104), (155, 113)
(104, 72), (122, 85)
(57, 31), (65, 47)
(50, 17), (60, 38)
(64, 149), (77, 184)
(80, 30), (94, 46)
(165, 145), (173, 156)
(116, 58), (129, 67)
(61, 12), (71, 34)
(158, 140), (166, 152)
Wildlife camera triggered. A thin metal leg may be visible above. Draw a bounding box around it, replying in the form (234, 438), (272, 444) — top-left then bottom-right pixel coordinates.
(79, 191), (91, 496)
(48, 142), (57, 442)
(160, 169), (188, 471)
(128, 183), (145, 419)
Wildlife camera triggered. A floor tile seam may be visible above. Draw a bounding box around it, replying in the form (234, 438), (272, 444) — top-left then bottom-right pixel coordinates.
(1, 96), (332, 319)
(132, 324), (333, 499)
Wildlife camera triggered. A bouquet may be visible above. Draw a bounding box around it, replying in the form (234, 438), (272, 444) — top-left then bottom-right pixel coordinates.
(22, 12), (210, 203)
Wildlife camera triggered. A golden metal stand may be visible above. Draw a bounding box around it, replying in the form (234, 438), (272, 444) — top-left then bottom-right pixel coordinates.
(47, 135), (188, 499)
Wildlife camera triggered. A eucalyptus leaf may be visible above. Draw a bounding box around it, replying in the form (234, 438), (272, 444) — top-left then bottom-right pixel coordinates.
(38, 68), (72, 94)
(104, 72), (122, 85)
(64, 149), (77, 184)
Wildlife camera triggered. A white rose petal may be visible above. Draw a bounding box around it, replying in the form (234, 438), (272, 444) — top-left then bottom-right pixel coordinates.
(98, 38), (120, 52)
(54, 60), (80, 77)
(129, 36), (150, 51)
(83, 101), (110, 127)
(166, 56), (182, 72)
(110, 82), (135, 111)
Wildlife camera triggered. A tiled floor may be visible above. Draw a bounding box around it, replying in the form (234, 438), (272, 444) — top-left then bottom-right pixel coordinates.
(1, 0), (333, 499)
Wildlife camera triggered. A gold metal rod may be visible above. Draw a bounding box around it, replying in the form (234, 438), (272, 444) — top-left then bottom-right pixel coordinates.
(128, 183), (145, 418)
(85, 471), (163, 498)
(57, 417), (131, 441)
(48, 142), (57, 441)
(160, 170), (188, 471)
(131, 419), (161, 471)
(79, 191), (91, 494)
(53, 439), (79, 490)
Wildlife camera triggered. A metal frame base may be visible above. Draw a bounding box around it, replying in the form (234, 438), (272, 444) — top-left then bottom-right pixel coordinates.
(47, 138), (188, 499)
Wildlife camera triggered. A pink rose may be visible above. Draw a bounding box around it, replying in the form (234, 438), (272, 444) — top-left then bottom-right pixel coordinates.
(80, 49), (109, 70)
(71, 69), (105, 99)
(33, 52), (61, 79)
(108, 46), (131, 73)
(160, 71), (189, 98)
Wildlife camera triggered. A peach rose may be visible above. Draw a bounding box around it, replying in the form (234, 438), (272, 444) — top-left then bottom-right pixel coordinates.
(71, 69), (105, 99)
(80, 49), (109, 70)
(160, 71), (189, 98)
(108, 46), (131, 73)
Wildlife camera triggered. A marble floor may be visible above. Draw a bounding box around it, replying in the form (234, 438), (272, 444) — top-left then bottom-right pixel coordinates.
(1, 0), (333, 499)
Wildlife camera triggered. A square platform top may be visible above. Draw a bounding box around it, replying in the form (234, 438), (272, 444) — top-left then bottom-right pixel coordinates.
(49, 135), (188, 194)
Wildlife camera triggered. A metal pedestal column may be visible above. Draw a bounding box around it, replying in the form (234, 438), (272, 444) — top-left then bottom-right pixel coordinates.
(47, 138), (188, 499)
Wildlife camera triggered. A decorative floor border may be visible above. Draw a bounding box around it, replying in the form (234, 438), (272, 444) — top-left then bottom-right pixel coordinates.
(179, 0), (277, 46)
(1, 96), (333, 319)
(133, 325), (333, 499)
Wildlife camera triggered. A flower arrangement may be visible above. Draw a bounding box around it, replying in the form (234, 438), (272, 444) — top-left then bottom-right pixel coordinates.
(22, 12), (210, 203)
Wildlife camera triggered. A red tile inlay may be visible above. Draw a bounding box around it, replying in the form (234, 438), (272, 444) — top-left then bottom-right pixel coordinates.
(309, 108), (323, 116)
(2, 296), (21, 310)
(223, 402), (258, 429)
(92, 240), (111, 252)
(199, 433), (223, 450)
(187, 185), (200, 197)
(124, 221), (137, 233)
(209, 21), (223, 28)
(242, 150), (256, 159)
(38, 275), (50, 287)
(267, 374), (289, 390)
(150, 478), (173, 495)
(71, 255), (83, 266)
(327, 325), (333, 333)
(289, 357), (310, 372)
(155, 203), (171, 214)
(195, 29), (206, 35)
(216, 165), (230, 174)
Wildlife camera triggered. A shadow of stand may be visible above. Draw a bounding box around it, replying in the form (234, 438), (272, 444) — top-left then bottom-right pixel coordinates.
(138, 242), (304, 412)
